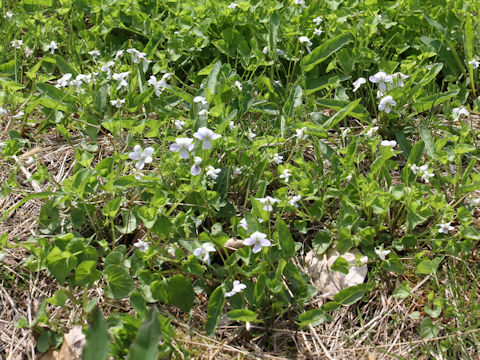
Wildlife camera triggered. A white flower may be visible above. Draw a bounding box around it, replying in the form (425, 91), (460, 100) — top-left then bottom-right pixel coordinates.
(100, 61), (115, 79)
(190, 156), (203, 176)
(239, 218), (248, 231)
(391, 72), (409, 87)
(279, 168), (292, 182)
(437, 222), (454, 234)
(365, 126), (379, 137)
(468, 58), (480, 69)
(295, 127), (308, 140)
(147, 74), (169, 96)
(421, 169), (434, 183)
(193, 96), (208, 105)
(12, 110), (24, 119)
(227, 2), (238, 9)
(313, 16), (323, 25)
(272, 153), (283, 165)
(288, 194), (301, 208)
(174, 119), (185, 130)
(5, 12), (13, 20)
(375, 247), (391, 261)
(88, 50), (101, 58)
(294, 0), (306, 8)
(256, 196), (280, 211)
(193, 242), (216, 264)
(369, 71), (393, 92)
(380, 140), (396, 148)
(11, 40), (23, 49)
(46, 41), (58, 54)
(263, 46), (269, 55)
(378, 95), (397, 113)
(313, 28), (324, 36)
(353, 77), (366, 92)
(234, 81), (242, 90)
(452, 106), (469, 121)
(233, 166), (243, 176)
(225, 280), (247, 297)
(127, 48), (151, 71)
(112, 71), (130, 90)
(114, 49), (125, 62)
(410, 164), (420, 175)
(193, 127), (221, 150)
(129, 145), (155, 170)
(25, 156), (35, 165)
(198, 109), (210, 117)
(170, 138), (194, 159)
(247, 128), (257, 141)
(299, 36), (312, 48)
(243, 231), (271, 253)
(206, 166), (221, 179)
(55, 73), (72, 88)
(133, 239), (149, 253)
(24, 46), (33, 58)
(110, 99), (125, 108)
(229, 121), (236, 131)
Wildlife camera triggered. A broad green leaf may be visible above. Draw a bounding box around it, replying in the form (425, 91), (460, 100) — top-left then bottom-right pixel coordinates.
(416, 257), (443, 275)
(298, 309), (333, 327)
(419, 318), (440, 339)
(331, 257), (349, 274)
(226, 309), (259, 322)
(392, 281), (411, 299)
(316, 98), (368, 121)
(207, 60), (221, 95)
(419, 125), (436, 159)
(105, 264), (135, 299)
(333, 284), (365, 306)
(150, 275), (194, 312)
(55, 55), (78, 77)
(413, 90), (459, 113)
(302, 34), (352, 72)
(277, 219), (295, 257)
(74, 260), (101, 287)
(82, 308), (109, 360)
(46, 247), (78, 284)
(205, 286), (225, 336)
(127, 308), (161, 360)
(268, 13), (280, 58)
(101, 198), (122, 218)
(283, 85), (303, 118)
(312, 231), (332, 255)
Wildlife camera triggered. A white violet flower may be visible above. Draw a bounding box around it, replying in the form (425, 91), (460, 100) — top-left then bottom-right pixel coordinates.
(225, 280), (247, 297)
(391, 72), (409, 87)
(193, 242), (216, 264)
(378, 95), (397, 113)
(365, 126), (379, 137)
(369, 71), (393, 92)
(89, 50), (101, 58)
(272, 153), (283, 165)
(353, 77), (366, 92)
(295, 127), (309, 140)
(299, 36), (312, 53)
(170, 138), (194, 159)
(6, 12), (13, 20)
(110, 99), (125, 108)
(288, 194), (301, 208)
(234, 81), (242, 90)
(256, 196), (280, 211)
(452, 106), (469, 121)
(206, 166), (221, 179)
(227, 2), (238, 9)
(243, 231), (271, 253)
(129, 145), (155, 170)
(247, 128), (256, 141)
(133, 239), (149, 253)
(46, 41), (58, 54)
(198, 109), (210, 117)
(279, 168), (292, 182)
(193, 127), (221, 150)
(375, 247), (391, 261)
(11, 40), (23, 49)
(190, 156), (203, 176)
(12, 111), (24, 119)
(468, 58), (480, 69)
(55, 73), (72, 88)
(174, 119), (185, 130)
(314, 28), (324, 36)
(437, 222), (454, 234)
(193, 96), (208, 105)
(112, 71), (130, 90)
(313, 17), (323, 25)
(294, 0), (307, 9)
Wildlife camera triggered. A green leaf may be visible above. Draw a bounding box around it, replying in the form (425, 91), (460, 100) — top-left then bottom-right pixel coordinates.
(331, 257), (349, 274)
(298, 309), (333, 327)
(82, 308), (109, 360)
(302, 33), (352, 72)
(413, 90), (459, 113)
(127, 308), (161, 360)
(419, 318), (440, 339)
(321, 99), (362, 130)
(268, 13), (280, 58)
(333, 284), (365, 306)
(416, 257), (443, 275)
(207, 60), (221, 95)
(101, 197), (122, 218)
(392, 281), (411, 299)
(136, 206), (157, 229)
(105, 264), (135, 299)
(150, 275), (194, 312)
(74, 260), (101, 287)
(205, 286), (225, 336)
(46, 247), (78, 284)
(226, 309), (259, 322)
(55, 55), (78, 77)
(277, 219), (295, 257)
(312, 231), (332, 255)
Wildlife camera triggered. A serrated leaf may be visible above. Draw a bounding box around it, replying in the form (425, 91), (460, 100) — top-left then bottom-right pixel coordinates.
(205, 286), (225, 336)
(74, 260), (101, 287)
(105, 264), (135, 299)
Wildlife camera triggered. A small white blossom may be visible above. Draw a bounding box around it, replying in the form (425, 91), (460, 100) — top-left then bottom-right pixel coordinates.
(247, 128), (257, 141)
(229, 121), (236, 131)
(193, 127), (221, 150)
(88, 50), (101, 58)
(206, 166), (221, 179)
(24, 46), (33, 58)
(174, 119), (185, 130)
(233, 166), (243, 176)
(234, 81), (242, 90)
(110, 99), (125, 108)
(313, 28), (324, 36)
(147, 74), (170, 96)
(225, 280), (247, 297)
(129, 145), (155, 170)
(55, 73), (72, 88)
(114, 49), (124, 62)
(468, 58), (480, 69)
(437, 222), (454, 234)
(193, 96), (208, 105)
(353, 77), (366, 92)
(12, 110), (24, 119)
(239, 218), (248, 231)
(5, 12), (13, 20)
(198, 109), (210, 117)
(295, 127), (309, 140)
(375, 247), (391, 261)
(227, 2), (238, 9)
(101, 61), (115, 79)
(452, 106), (469, 121)
(170, 138), (194, 159)
(194, 242), (216, 264)
(190, 156), (202, 176)
(272, 153), (283, 165)
(279, 168), (292, 182)
(127, 48), (151, 71)
(288, 194), (301, 208)
(46, 41), (58, 54)
(380, 140), (397, 148)
(299, 36), (312, 53)
(11, 40), (23, 49)
(256, 196), (280, 212)
(112, 71), (130, 90)
(410, 164), (420, 175)
(365, 126), (379, 137)
(378, 95), (396, 113)
(313, 16), (323, 25)
(243, 231), (271, 253)
(133, 239), (149, 253)
(294, 0), (306, 8)
(391, 72), (409, 87)
(369, 71), (393, 92)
